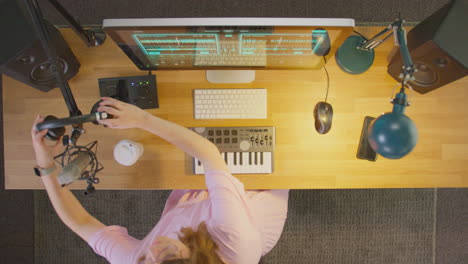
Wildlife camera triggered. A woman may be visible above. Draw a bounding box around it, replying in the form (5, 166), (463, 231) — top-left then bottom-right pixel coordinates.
(31, 97), (289, 264)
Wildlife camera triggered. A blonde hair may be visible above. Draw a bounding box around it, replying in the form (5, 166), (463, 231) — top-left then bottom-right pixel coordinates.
(172, 222), (224, 264)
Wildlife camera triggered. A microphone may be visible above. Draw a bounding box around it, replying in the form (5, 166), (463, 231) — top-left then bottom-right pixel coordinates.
(57, 151), (92, 186)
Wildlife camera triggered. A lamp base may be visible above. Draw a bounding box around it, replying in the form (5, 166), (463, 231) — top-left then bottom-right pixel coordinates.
(335, 35), (375, 74)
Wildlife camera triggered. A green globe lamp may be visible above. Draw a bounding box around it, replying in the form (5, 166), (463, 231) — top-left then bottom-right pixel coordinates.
(336, 18), (419, 159)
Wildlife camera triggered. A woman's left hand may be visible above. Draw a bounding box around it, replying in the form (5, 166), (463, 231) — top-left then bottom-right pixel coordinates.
(31, 115), (65, 169)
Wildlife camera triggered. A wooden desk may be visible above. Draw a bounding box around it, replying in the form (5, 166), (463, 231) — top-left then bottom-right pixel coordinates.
(3, 27), (468, 190)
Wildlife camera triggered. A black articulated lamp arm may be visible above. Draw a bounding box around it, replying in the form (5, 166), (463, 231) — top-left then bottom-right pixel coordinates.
(45, 0), (106, 47)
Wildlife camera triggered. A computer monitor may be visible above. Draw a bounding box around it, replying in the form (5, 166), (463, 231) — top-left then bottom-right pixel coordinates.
(103, 18), (354, 83)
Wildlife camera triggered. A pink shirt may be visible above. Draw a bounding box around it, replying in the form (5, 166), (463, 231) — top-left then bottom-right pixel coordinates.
(88, 170), (289, 264)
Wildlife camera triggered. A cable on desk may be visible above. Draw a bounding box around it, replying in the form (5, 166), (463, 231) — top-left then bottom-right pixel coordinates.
(323, 56), (330, 103)
(353, 30), (368, 41)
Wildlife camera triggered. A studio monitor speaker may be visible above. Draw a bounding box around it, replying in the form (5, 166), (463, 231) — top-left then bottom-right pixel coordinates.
(387, 0), (468, 94)
(0, 0), (80, 92)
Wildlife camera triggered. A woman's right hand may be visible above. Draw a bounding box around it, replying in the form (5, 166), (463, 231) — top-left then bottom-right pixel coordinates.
(97, 97), (149, 129)
(31, 115), (64, 169)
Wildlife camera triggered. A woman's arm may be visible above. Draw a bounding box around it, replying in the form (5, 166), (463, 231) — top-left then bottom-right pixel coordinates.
(41, 170), (106, 242)
(98, 98), (255, 228)
(97, 97), (228, 172)
(32, 115), (106, 242)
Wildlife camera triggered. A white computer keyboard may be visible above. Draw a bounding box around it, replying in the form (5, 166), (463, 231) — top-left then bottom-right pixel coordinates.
(193, 89), (267, 119)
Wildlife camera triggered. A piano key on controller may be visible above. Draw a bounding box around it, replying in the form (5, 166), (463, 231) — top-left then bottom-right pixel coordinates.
(262, 152), (272, 173)
(193, 152), (272, 174)
(194, 157), (203, 174)
(242, 152), (251, 174)
(227, 152), (237, 173)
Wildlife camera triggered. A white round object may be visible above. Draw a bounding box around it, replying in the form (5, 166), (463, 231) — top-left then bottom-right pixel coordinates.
(239, 140), (251, 151)
(113, 140), (144, 166)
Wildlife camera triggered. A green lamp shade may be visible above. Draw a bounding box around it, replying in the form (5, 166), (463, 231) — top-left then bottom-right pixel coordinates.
(367, 112), (418, 159)
(335, 35), (375, 74)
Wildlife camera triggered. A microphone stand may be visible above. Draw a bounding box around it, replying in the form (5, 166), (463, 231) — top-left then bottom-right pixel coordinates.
(23, 0), (105, 145)
(44, 0), (106, 47)
(23, 0), (106, 193)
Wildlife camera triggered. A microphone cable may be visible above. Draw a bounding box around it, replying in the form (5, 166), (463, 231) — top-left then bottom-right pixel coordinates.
(54, 140), (103, 195)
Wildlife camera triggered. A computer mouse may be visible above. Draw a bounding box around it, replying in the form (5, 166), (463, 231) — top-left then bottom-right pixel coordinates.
(314, 101), (333, 134)
(312, 28), (331, 56)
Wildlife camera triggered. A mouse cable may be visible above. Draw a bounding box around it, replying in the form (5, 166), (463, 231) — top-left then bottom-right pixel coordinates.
(148, 70), (152, 75)
(323, 56), (330, 103)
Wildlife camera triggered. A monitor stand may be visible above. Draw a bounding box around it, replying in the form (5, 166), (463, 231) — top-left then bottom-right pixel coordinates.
(206, 70), (255, 83)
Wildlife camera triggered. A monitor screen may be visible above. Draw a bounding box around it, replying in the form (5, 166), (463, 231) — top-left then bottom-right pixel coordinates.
(103, 18), (354, 71)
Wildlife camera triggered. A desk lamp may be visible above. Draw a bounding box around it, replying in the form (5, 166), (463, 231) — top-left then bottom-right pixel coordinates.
(23, 0), (107, 193)
(335, 18), (418, 159)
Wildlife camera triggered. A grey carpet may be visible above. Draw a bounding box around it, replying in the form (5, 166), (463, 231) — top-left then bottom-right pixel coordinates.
(35, 189), (435, 264)
(0, 74), (35, 263)
(37, 0), (450, 25)
(264, 189), (434, 264)
(435, 188), (468, 264)
(34, 190), (171, 264)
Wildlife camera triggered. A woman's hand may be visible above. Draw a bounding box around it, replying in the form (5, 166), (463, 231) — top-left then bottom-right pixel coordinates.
(97, 97), (149, 129)
(31, 115), (64, 168)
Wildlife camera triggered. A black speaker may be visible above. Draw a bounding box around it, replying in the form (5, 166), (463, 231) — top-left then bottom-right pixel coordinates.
(387, 0), (468, 94)
(0, 0), (80, 92)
